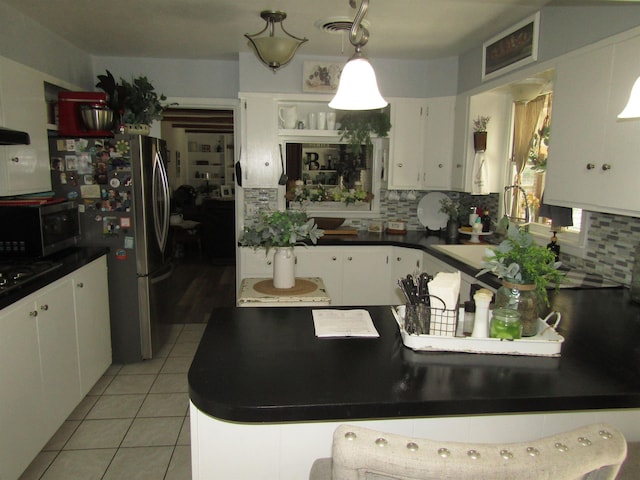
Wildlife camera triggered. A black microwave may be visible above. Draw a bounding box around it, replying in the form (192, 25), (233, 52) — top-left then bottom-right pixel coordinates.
(0, 201), (80, 258)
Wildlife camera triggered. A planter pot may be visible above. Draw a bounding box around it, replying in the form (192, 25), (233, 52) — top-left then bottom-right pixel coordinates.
(123, 124), (151, 136)
(473, 131), (487, 152)
(273, 247), (295, 289)
(494, 280), (540, 336)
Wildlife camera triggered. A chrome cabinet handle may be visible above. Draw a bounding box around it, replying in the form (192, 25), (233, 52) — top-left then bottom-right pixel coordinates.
(586, 163), (595, 170)
(396, 257), (401, 261)
(29, 310), (38, 317)
(456, 163), (462, 168)
(40, 304), (49, 311)
(11, 157), (20, 163)
(347, 256), (353, 261)
(438, 163), (443, 168)
(397, 163), (403, 168)
(602, 163), (612, 171)
(332, 256), (337, 261)
(77, 282), (84, 288)
(267, 260), (272, 265)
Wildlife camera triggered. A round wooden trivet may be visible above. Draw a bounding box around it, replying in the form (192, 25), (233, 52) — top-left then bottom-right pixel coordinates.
(253, 278), (318, 296)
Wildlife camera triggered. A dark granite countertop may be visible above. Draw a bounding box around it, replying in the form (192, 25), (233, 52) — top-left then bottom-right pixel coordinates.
(0, 247), (109, 310)
(188, 287), (640, 423)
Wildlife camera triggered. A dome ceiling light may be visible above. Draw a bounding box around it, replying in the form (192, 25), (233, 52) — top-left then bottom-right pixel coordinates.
(329, 0), (387, 111)
(245, 10), (308, 73)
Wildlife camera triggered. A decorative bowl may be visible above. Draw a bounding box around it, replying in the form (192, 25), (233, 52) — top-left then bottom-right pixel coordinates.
(312, 217), (345, 230)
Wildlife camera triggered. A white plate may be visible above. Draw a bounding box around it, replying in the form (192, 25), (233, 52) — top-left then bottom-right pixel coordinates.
(417, 192), (449, 230)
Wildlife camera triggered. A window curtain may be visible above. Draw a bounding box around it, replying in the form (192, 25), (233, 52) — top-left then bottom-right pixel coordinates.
(509, 95), (545, 220)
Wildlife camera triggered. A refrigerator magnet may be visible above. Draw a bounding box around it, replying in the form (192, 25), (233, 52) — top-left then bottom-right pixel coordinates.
(124, 236), (134, 249)
(110, 178), (121, 188)
(120, 217), (131, 228)
(115, 249), (127, 260)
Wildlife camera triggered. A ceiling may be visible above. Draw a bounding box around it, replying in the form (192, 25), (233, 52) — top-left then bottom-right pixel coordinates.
(4, 0), (634, 61)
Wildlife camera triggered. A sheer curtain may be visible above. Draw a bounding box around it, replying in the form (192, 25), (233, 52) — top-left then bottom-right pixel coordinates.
(509, 95), (545, 220)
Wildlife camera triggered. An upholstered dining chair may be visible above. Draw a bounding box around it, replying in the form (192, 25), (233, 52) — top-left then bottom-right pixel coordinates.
(309, 423), (628, 480)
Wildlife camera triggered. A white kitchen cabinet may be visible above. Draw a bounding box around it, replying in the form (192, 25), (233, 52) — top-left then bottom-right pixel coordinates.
(239, 95), (279, 187)
(390, 246), (422, 304)
(73, 256), (112, 396)
(0, 295), (45, 480)
(240, 247), (276, 278)
(0, 56), (52, 196)
(0, 256), (111, 480)
(546, 32), (640, 216)
(387, 96), (455, 190)
(295, 246), (344, 304)
(342, 247), (391, 306)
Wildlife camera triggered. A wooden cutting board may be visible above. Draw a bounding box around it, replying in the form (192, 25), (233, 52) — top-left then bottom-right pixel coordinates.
(322, 227), (359, 235)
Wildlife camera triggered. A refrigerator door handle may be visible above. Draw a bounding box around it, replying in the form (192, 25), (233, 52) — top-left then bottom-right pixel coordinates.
(152, 149), (171, 253)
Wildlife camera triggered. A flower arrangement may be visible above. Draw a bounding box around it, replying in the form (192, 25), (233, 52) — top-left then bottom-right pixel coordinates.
(239, 210), (323, 251)
(439, 197), (463, 220)
(477, 225), (564, 305)
(286, 184), (373, 206)
(473, 115), (491, 132)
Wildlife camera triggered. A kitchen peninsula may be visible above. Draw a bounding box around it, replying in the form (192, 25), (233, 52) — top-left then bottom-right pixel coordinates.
(188, 286), (640, 479)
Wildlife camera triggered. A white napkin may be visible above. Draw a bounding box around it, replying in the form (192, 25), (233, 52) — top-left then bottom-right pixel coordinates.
(427, 271), (461, 311)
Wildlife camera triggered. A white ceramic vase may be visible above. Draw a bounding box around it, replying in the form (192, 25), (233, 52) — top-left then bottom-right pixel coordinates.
(273, 247), (295, 289)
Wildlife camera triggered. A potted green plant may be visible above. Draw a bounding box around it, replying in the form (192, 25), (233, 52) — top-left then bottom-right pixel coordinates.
(472, 115), (490, 152)
(338, 108), (391, 156)
(239, 210), (323, 289)
(478, 225), (565, 336)
(96, 70), (171, 134)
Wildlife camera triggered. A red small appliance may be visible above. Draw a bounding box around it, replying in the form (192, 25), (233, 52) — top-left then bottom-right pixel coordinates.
(57, 91), (114, 137)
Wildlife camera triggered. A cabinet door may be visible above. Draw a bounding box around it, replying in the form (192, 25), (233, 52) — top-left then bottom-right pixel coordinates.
(450, 94), (469, 191)
(37, 279), (82, 432)
(390, 247), (422, 305)
(295, 247), (343, 305)
(240, 96), (279, 187)
(0, 297), (44, 480)
(388, 99), (425, 189)
(599, 33), (640, 214)
(544, 44), (613, 210)
(423, 96), (455, 190)
(240, 247), (275, 278)
(0, 57), (51, 195)
(74, 256), (112, 396)
(342, 247), (391, 306)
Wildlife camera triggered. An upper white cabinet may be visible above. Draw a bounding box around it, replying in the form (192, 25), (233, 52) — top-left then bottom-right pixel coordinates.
(545, 32), (640, 216)
(0, 56), (52, 196)
(387, 96), (455, 190)
(239, 95), (279, 188)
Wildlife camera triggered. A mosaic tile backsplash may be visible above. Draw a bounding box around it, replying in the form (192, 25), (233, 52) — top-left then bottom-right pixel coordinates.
(242, 188), (638, 287)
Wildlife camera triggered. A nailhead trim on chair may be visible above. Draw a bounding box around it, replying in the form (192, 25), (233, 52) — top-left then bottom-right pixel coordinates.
(344, 431), (357, 441)
(375, 438), (388, 447)
(406, 442), (419, 452)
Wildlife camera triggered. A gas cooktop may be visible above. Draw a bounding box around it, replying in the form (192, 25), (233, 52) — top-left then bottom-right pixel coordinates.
(0, 260), (63, 296)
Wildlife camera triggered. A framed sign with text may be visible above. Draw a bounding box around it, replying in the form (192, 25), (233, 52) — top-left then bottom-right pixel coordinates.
(482, 12), (540, 81)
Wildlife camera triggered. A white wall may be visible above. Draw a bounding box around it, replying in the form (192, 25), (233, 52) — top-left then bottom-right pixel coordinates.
(0, 1), (93, 88)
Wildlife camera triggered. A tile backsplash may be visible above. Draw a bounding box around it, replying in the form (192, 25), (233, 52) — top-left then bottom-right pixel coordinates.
(241, 188), (638, 287)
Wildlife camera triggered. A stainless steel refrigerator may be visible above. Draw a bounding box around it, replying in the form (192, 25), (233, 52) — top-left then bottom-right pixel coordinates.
(49, 134), (173, 363)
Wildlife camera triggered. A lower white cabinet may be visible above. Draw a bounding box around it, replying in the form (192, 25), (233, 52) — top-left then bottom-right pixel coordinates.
(0, 255), (111, 480)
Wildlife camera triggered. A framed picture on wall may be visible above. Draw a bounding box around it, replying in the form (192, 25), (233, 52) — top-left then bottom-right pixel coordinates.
(482, 12), (540, 81)
(302, 62), (343, 93)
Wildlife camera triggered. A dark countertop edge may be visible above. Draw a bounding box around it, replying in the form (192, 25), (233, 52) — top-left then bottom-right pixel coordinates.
(189, 388), (640, 424)
(0, 246), (109, 310)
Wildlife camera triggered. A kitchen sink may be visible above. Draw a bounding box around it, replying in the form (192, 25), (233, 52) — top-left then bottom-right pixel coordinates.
(432, 244), (495, 270)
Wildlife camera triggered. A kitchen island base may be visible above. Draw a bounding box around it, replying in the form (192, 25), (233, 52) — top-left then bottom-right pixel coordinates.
(189, 403), (640, 480)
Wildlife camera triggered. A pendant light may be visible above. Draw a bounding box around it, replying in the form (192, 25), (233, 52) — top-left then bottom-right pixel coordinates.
(245, 11), (308, 73)
(329, 0), (387, 110)
(618, 76), (640, 118)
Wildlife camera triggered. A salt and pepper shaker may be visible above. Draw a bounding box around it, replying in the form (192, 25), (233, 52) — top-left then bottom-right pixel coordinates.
(471, 289), (493, 338)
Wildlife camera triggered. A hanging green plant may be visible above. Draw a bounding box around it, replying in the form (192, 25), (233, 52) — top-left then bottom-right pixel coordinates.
(338, 107), (391, 156)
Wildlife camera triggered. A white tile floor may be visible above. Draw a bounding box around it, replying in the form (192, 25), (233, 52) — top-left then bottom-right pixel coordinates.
(19, 323), (204, 480)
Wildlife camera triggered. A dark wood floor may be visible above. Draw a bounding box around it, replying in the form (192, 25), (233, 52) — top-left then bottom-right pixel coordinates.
(165, 253), (236, 323)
